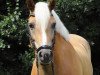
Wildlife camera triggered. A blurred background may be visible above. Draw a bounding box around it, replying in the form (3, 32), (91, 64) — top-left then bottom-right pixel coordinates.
(0, 0), (100, 75)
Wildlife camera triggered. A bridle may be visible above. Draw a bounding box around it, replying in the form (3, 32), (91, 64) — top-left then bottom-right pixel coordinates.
(28, 14), (55, 75)
(36, 38), (55, 75)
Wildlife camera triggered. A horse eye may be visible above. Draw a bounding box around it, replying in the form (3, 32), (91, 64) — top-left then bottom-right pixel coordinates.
(29, 23), (35, 29)
(52, 23), (56, 29)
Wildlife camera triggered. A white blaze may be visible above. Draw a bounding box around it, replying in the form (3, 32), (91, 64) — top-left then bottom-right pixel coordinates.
(42, 29), (47, 45)
(35, 2), (50, 46)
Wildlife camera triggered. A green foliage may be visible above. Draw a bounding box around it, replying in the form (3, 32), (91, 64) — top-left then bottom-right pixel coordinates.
(0, 71), (10, 75)
(0, 0), (27, 49)
(0, 39), (5, 48)
(19, 48), (34, 71)
(0, 0), (33, 75)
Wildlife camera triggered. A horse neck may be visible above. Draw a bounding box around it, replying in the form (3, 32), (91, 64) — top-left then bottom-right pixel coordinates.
(53, 32), (74, 60)
(38, 63), (53, 75)
(53, 32), (78, 75)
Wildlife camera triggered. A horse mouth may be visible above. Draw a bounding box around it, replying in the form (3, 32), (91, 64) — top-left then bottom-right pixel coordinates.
(40, 60), (52, 65)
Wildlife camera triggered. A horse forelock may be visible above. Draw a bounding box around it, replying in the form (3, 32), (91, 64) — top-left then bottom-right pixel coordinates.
(35, 2), (50, 30)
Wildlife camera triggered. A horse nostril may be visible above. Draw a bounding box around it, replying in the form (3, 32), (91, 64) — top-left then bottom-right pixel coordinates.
(44, 54), (49, 61)
(39, 52), (42, 57)
(44, 54), (49, 58)
(50, 51), (53, 57)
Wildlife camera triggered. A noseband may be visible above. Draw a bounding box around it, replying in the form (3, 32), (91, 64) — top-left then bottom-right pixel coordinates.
(29, 33), (55, 54)
(37, 45), (52, 52)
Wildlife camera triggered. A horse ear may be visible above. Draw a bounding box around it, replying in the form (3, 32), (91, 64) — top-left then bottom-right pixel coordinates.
(48, 0), (56, 11)
(26, 0), (35, 12)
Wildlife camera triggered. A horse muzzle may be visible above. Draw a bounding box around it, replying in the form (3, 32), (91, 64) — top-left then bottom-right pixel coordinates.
(37, 45), (53, 64)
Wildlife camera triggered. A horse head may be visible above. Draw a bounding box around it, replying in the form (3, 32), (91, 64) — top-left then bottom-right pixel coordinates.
(26, 0), (56, 65)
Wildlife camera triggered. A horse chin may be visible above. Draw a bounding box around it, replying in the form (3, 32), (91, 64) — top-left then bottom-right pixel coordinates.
(40, 61), (52, 65)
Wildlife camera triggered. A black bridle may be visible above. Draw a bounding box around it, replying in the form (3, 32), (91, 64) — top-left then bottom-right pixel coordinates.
(28, 15), (55, 75)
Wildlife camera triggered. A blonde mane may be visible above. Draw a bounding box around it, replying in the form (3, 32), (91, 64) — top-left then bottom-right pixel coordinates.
(52, 10), (70, 41)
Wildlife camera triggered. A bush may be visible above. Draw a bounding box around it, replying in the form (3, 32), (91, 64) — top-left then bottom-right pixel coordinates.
(0, 0), (34, 75)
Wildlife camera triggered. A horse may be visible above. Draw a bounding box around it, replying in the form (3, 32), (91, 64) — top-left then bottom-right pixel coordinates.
(26, 0), (93, 75)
